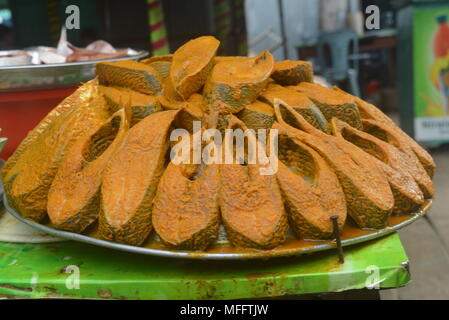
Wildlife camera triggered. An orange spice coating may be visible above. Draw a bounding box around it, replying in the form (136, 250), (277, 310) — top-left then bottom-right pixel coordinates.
(237, 100), (275, 130)
(273, 101), (394, 229)
(96, 60), (162, 95)
(47, 109), (128, 232)
(333, 86), (436, 178)
(259, 83), (329, 133)
(219, 116), (288, 249)
(203, 50), (274, 114)
(276, 127), (346, 239)
(362, 118), (434, 198)
(2, 36), (436, 251)
(271, 60), (313, 85)
(167, 36), (219, 100)
(152, 162), (220, 250)
(100, 85), (162, 127)
(3, 81), (111, 222)
(99, 110), (179, 246)
(332, 118), (425, 214)
(290, 82), (362, 130)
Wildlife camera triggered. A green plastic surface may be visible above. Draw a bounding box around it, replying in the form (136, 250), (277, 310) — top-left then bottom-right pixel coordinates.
(0, 233), (410, 299)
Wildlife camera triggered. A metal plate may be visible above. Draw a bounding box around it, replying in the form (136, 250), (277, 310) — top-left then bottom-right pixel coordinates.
(1, 180), (432, 260)
(0, 51), (148, 91)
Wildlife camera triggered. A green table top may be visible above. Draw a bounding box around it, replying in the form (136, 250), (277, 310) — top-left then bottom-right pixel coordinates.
(0, 232), (410, 299)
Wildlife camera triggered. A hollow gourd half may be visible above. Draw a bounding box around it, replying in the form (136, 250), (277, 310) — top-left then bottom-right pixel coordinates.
(273, 100), (394, 229)
(275, 124), (346, 239)
(219, 116), (288, 249)
(331, 118), (426, 214)
(237, 101), (275, 130)
(47, 109), (129, 232)
(96, 60), (162, 95)
(259, 84), (329, 133)
(3, 81), (111, 222)
(100, 85), (162, 127)
(166, 36), (220, 101)
(99, 110), (179, 246)
(290, 82), (362, 130)
(203, 50), (275, 114)
(271, 60), (313, 85)
(153, 161), (220, 250)
(333, 86), (435, 179)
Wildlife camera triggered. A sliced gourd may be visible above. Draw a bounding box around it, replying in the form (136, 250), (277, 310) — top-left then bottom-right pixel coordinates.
(47, 109), (129, 232)
(273, 101), (394, 229)
(276, 129), (346, 239)
(362, 118), (435, 198)
(213, 56), (243, 63)
(148, 61), (171, 81)
(1, 80), (97, 180)
(100, 85), (162, 127)
(140, 55), (172, 80)
(140, 54), (173, 64)
(96, 60), (162, 95)
(174, 107), (204, 133)
(160, 93), (204, 133)
(204, 50), (274, 114)
(219, 116), (288, 249)
(166, 36), (220, 101)
(290, 82), (362, 130)
(237, 101), (275, 130)
(331, 119), (425, 214)
(271, 60), (313, 85)
(3, 82), (111, 222)
(153, 162), (220, 250)
(259, 84), (329, 133)
(334, 86), (436, 178)
(99, 110), (179, 246)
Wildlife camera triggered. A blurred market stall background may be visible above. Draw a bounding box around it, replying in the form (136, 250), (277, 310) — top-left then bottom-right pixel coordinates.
(1, 0), (449, 299)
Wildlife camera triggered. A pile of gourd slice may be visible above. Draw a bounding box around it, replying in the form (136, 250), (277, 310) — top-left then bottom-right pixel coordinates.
(1, 36), (435, 251)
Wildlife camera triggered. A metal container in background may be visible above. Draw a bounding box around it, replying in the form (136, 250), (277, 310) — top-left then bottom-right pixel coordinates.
(0, 51), (148, 159)
(0, 50), (148, 91)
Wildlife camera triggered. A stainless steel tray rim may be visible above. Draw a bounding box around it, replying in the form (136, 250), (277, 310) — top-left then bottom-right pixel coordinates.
(0, 51), (148, 70)
(1, 187), (430, 260)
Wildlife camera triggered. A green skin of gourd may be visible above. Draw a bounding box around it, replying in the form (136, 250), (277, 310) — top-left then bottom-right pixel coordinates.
(276, 133), (346, 239)
(3, 85), (111, 222)
(102, 93), (162, 127)
(96, 63), (162, 95)
(203, 81), (267, 114)
(237, 108), (275, 130)
(273, 104), (394, 229)
(47, 112), (128, 232)
(332, 120), (426, 216)
(271, 61), (313, 86)
(98, 110), (179, 246)
(149, 61), (172, 81)
(309, 98), (363, 130)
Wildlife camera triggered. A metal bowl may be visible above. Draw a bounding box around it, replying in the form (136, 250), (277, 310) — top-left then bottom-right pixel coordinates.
(0, 50), (148, 92)
(1, 179), (431, 260)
